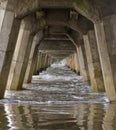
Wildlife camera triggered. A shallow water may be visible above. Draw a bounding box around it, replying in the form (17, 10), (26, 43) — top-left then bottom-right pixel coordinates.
(0, 62), (116, 130)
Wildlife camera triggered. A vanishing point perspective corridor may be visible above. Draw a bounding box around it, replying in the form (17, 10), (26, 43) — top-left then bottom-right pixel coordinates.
(0, 61), (114, 130)
(0, 0), (116, 129)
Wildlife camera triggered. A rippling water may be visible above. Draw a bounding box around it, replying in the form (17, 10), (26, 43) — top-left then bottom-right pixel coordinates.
(0, 61), (116, 130)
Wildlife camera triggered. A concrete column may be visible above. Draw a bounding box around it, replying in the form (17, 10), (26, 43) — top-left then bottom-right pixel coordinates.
(27, 45), (39, 83)
(38, 53), (48, 71)
(66, 54), (75, 70)
(24, 32), (43, 83)
(74, 52), (80, 73)
(7, 17), (33, 90)
(0, 1), (21, 98)
(34, 52), (42, 74)
(77, 44), (90, 81)
(94, 15), (116, 101)
(36, 52), (41, 72)
(71, 54), (75, 71)
(83, 30), (105, 92)
(44, 54), (49, 68)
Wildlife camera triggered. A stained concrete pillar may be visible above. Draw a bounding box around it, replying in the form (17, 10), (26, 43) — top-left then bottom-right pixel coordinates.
(36, 52), (45, 73)
(77, 44), (90, 81)
(44, 54), (49, 68)
(7, 17), (33, 90)
(39, 53), (48, 71)
(83, 30), (105, 92)
(0, 1), (21, 98)
(71, 54), (76, 71)
(67, 55), (73, 69)
(94, 15), (116, 101)
(27, 45), (39, 83)
(66, 54), (75, 70)
(36, 52), (42, 72)
(74, 52), (80, 73)
(66, 53), (79, 72)
(24, 32), (43, 83)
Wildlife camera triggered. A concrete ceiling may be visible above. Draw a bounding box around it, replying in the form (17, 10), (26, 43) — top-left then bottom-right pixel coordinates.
(5, 0), (116, 59)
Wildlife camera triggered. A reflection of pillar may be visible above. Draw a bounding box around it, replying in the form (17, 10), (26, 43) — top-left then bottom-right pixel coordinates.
(77, 44), (90, 81)
(0, 106), (8, 129)
(73, 104), (88, 129)
(7, 17), (32, 90)
(83, 30), (105, 92)
(4, 105), (25, 129)
(0, 1), (21, 98)
(87, 104), (104, 130)
(23, 106), (34, 127)
(103, 103), (116, 130)
(94, 15), (116, 101)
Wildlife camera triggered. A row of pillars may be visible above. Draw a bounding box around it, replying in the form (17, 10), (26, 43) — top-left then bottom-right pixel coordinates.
(0, 4), (50, 98)
(0, 2), (116, 102)
(66, 15), (116, 102)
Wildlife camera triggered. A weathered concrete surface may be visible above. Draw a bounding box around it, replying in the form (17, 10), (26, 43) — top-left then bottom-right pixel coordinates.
(66, 54), (75, 71)
(15, 0), (116, 21)
(74, 53), (80, 73)
(26, 45), (39, 83)
(0, 1), (21, 98)
(7, 17), (33, 90)
(24, 31), (43, 83)
(94, 15), (116, 101)
(83, 30), (105, 92)
(36, 53), (49, 74)
(77, 44), (90, 81)
(39, 40), (76, 59)
(0, 0), (116, 102)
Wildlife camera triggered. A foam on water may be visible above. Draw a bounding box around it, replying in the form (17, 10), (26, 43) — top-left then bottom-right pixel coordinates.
(0, 61), (114, 130)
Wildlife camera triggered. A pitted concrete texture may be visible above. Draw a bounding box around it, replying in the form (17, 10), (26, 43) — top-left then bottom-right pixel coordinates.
(0, 0), (116, 102)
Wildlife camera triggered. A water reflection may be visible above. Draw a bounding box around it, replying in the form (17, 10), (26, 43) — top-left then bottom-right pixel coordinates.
(0, 62), (115, 129)
(0, 101), (114, 130)
(0, 103), (114, 130)
(103, 103), (116, 130)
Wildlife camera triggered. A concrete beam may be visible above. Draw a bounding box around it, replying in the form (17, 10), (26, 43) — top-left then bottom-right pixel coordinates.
(39, 40), (76, 51)
(44, 50), (75, 58)
(45, 11), (93, 34)
(74, 0), (116, 23)
(3, 0), (116, 23)
(15, 0), (74, 18)
(43, 34), (69, 41)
